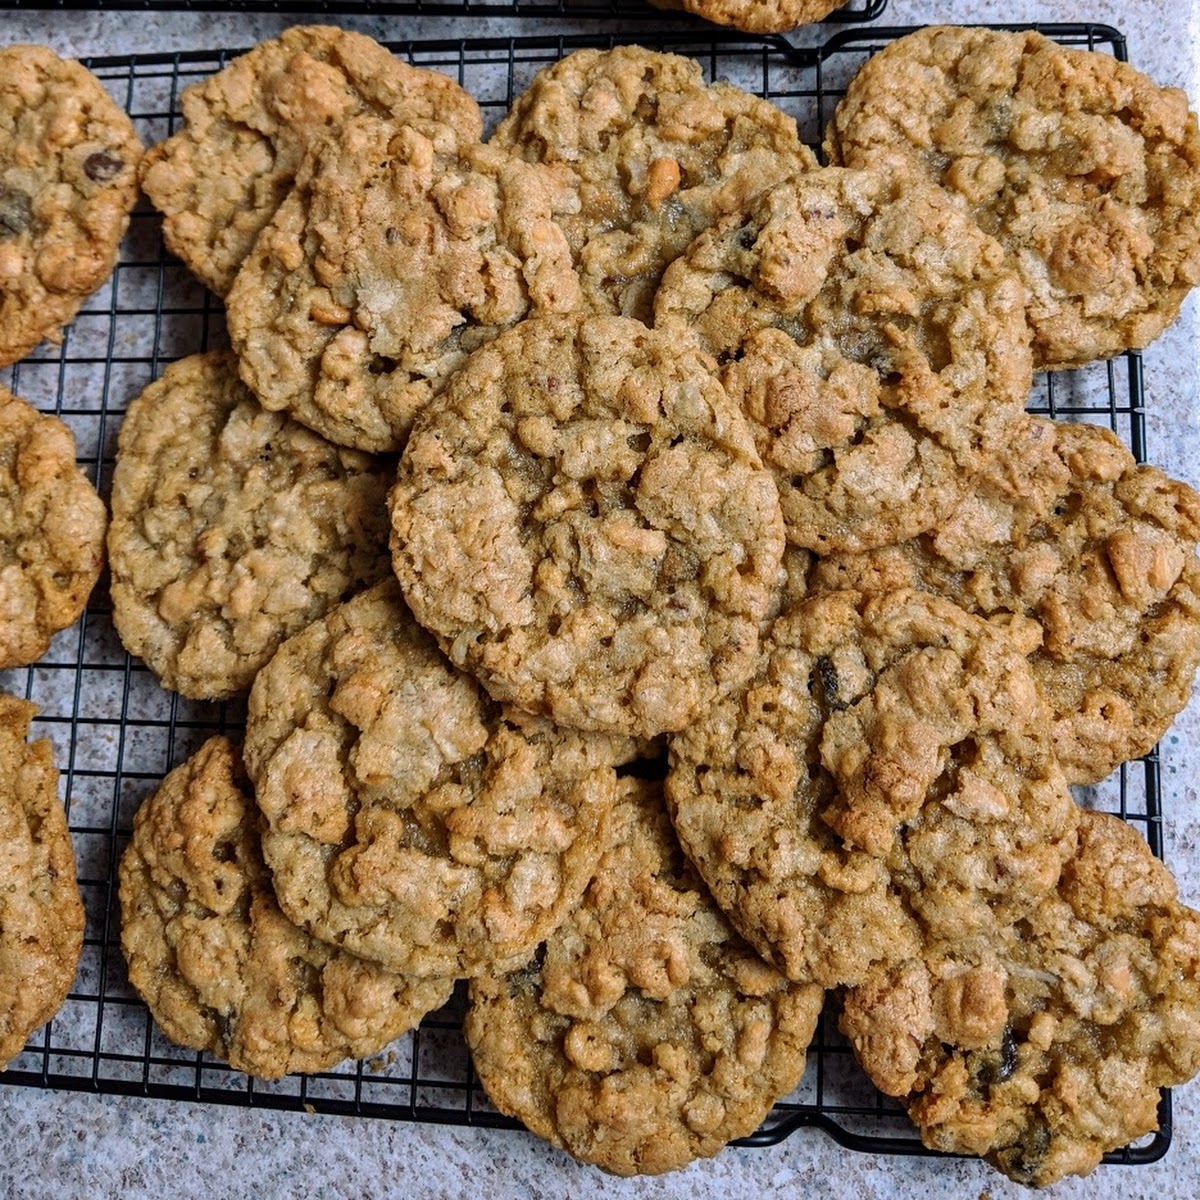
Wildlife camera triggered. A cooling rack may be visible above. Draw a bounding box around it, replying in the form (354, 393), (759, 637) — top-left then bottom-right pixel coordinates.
(0, 20), (1170, 1168)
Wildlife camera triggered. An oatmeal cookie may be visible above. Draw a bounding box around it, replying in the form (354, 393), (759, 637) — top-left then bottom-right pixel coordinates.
(119, 736), (454, 1079)
(665, 588), (1079, 987)
(654, 166), (1032, 553)
(825, 26), (1200, 369)
(489, 46), (817, 322)
(0, 694), (83, 1071)
(227, 114), (581, 452)
(811, 416), (1200, 784)
(107, 350), (393, 700)
(648, 0), (849, 34)
(389, 313), (785, 739)
(839, 809), (1200, 1186)
(1, 44), (142, 364)
(139, 25), (483, 297)
(243, 579), (627, 979)
(465, 776), (824, 1175)
(1, 384), (107, 668)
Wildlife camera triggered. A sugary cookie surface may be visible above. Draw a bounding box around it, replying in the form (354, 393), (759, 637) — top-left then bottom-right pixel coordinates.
(647, 0), (849, 34)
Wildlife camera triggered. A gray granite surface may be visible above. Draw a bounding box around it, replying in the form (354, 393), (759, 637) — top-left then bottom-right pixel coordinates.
(2, 1), (1199, 1195)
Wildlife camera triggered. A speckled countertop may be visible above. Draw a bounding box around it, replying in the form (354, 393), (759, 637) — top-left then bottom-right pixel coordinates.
(2, 2), (1199, 1196)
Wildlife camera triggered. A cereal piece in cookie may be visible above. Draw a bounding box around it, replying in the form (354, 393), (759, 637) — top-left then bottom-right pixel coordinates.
(243, 579), (630, 979)
(227, 115), (581, 452)
(389, 313), (785, 739)
(1, 45), (143, 364)
(811, 416), (1200, 784)
(825, 26), (1200, 369)
(1, 384), (107, 668)
(655, 166), (1033, 554)
(648, 0), (849, 33)
(840, 810), (1200, 1186)
(139, 25), (483, 297)
(489, 46), (817, 321)
(119, 736), (454, 1079)
(465, 776), (824, 1175)
(0, 694), (84, 1070)
(107, 350), (394, 700)
(665, 588), (1079, 987)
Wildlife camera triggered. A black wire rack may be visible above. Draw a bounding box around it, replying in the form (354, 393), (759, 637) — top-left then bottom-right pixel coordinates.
(0, 20), (1171, 1169)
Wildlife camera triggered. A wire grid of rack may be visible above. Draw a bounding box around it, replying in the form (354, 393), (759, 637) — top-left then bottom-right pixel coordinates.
(0, 20), (1171, 1166)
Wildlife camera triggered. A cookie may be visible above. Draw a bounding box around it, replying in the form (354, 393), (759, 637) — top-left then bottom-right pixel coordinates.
(1, 384), (107, 668)
(243, 578), (628, 979)
(118, 736), (454, 1079)
(810, 416), (1200, 784)
(839, 809), (1200, 1186)
(489, 46), (817, 322)
(107, 350), (394, 700)
(0, 694), (84, 1070)
(389, 313), (785, 739)
(647, 0), (849, 33)
(654, 166), (1033, 554)
(226, 114), (581, 452)
(665, 588), (1079, 988)
(825, 26), (1200, 369)
(465, 776), (824, 1175)
(139, 25), (483, 297)
(1, 44), (143, 364)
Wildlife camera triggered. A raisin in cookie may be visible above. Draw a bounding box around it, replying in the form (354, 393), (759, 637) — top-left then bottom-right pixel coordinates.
(389, 313), (785, 739)
(1, 384), (106, 668)
(119, 736), (454, 1079)
(465, 776), (824, 1175)
(654, 166), (1033, 554)
(825, 26), (1200, 369)
(811, 416), (1200, 784)
(489, 46), (817, 322)
(0, 694), (84, 1070)
(840, 810), (1200, 1186)
(227, 115), (581, 452)
(108, 350), (393, 700)
(665, 588), (1079, 988)
(139, 25), (482, 297)
(243, 579), (628, 979)
(1, 44), (143, 364)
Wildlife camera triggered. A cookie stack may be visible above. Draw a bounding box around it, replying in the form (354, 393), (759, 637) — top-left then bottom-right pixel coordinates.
(105, 24), (1200, 1186)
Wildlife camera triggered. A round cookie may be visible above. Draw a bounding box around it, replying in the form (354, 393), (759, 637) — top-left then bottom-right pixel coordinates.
(243, 578), (628, 979)
(825, 26), (1200, 369)
(1, 384), (107, 668)
(0, 694), (84, 1070)
(389, 313), (786, 739)
(1, 44), (143, 364)
(654, 166), (1033, 554)
(647, 0), (849, 34)
(665, 588), (1079, 988)
(489, 46), (817, 322)
(465, 775), (824, 1176)
(226, 114), (581, 452)
(139, 25), (483, 297)
(107, 350), (394, 700)
(839, 810), (1200, 1186)
(118, 736), (454, 1079)
(810, 416), (1200, 784)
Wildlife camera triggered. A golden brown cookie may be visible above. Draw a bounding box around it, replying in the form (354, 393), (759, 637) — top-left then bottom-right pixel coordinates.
(1, 44), (143, 364)
(139, 25), (483, 297)
(0, 694), (84, 1070)
(489, 46), (817, 322)
(654, 166), (1033, 554)
(118, 736), (454, 1079)
(243, 579), (629, 979)
(840, 810), (1200, 1186)
(389, 313), (785, 739)
(107, 350), (394, 700)
(1, 384), (107, 668)
(648, 0), (849, 33)
(465, 776), (824, 1175)
(825, 26), (1200, 369)
(226, 114), (581, 452)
